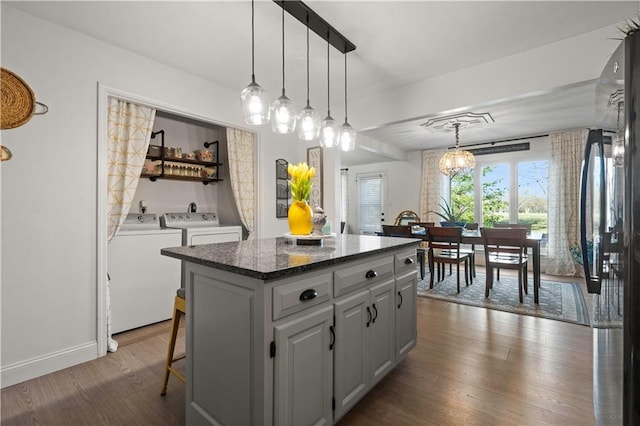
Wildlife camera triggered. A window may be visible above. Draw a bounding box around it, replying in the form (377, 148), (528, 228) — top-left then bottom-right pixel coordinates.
(357, 173), (385, 235)
(481, 163), (510, 227)
(517, 161), (548, 235)
(451, 171), (474, 223)
(449, 144), (549, 235)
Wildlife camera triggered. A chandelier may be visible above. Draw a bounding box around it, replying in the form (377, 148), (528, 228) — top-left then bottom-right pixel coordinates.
(439, 123), (476, 176)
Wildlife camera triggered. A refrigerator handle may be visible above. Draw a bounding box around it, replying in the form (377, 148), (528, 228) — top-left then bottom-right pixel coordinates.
(579, 130), (602, 294)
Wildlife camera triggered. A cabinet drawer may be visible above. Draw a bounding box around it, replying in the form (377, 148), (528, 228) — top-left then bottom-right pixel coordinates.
(395, 249), (418, 274)
(334, 256), (393, 297)
(273, 273), (332, 321)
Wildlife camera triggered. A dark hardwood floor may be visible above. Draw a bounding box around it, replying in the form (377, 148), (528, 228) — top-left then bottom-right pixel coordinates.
(2, 278), (595, 425)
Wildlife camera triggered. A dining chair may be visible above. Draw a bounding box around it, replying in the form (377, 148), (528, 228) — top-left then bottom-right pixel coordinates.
(381, 224), (413, 236)
(460, 222), (478, 278)
(394, 210), (420, 225)
(491, 223), (531, 280)
(426, 226), (471, 293)
(481, 227), (529, 303)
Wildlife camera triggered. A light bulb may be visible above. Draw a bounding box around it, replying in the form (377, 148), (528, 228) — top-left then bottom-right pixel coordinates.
(319, 115), (339, 148)
(241, 81), (270, 125)
(297, 106), (321, 141)
(271, 94), (297, 134)
(339, 122), (356, 151)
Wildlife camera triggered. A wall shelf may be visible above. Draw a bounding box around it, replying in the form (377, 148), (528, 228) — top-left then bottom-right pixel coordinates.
(143, 130), (223, 185)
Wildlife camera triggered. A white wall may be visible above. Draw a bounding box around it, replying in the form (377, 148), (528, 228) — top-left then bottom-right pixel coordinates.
(0, 5), (309, 387)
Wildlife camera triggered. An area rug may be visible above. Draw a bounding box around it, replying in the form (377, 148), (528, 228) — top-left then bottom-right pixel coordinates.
(417, 272), (590, 326)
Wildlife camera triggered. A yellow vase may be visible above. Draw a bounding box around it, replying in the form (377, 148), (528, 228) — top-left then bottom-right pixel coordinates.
(288, 200), (313, 235)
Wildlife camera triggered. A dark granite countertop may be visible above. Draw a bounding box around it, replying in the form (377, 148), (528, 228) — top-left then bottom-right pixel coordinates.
(161, 234), (420, 281)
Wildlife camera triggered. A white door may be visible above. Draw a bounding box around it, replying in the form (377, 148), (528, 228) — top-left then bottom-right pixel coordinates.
(356, 172), (387, 235)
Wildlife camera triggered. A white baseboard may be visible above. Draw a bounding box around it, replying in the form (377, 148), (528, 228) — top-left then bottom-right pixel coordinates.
(0, 342), (98, 389)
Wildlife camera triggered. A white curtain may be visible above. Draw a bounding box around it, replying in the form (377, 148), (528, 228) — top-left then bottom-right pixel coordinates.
(546, 129), (588, 276)
(226, 128), (256, 239)
(106, 98), (156, 351)
(419, 149), (447, 222)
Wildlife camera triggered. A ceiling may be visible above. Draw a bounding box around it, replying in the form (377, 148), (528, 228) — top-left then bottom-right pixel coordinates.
(6, 1), (639, 165)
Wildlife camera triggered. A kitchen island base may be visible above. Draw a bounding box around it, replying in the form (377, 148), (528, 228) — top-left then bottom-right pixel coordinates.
(162, 235), (419, 425)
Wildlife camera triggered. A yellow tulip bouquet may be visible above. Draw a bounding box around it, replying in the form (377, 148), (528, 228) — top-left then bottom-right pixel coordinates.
(288, 162), (316, 202)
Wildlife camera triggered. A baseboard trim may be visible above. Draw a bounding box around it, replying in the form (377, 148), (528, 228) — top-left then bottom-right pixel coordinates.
(0, 341), (98, 389)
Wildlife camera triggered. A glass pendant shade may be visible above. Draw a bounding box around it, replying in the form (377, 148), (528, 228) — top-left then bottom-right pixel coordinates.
(298, 105), (321, 141)
(319, 115), (339, 147)
(612, 129), (625, 167)
(438, 123), (475, 176)
(271, 93), (297, 134)
(240, 0), (269, 125)
(271, 7), (295, 134)
(241, 80), (270, 125)
(339, 122), (356, 151)
(438, 149), (476, 176)
(612, 101), (625, 167)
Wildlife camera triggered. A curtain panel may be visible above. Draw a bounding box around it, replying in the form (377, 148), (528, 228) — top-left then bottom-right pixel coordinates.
(226, 128), (256, 239)
(546, 129), (588, 276)
(105, 98), (156, 351)
(420, 149), (447, 222)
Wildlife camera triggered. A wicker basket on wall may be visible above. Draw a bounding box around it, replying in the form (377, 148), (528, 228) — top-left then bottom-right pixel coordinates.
(1, 67), (48, 130)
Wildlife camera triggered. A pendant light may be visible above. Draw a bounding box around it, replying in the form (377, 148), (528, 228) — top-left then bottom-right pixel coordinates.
(438, 123), (476, 176)
(240, 0), (270, 125)
(339, 52), (356, 151)
(319, 33), (339, 147)
(297, 14), (321, 141)
(270, 5), (296, 134)
(612, 101), (625, 167)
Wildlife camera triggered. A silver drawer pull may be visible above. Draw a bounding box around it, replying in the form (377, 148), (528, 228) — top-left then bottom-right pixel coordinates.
(365, 270), (377, 279)
(404, 258), (414, 265)
(299, 289), (318, 301)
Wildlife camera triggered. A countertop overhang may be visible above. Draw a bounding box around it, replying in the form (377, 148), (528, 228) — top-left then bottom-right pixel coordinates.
(161, 234), (420, 281)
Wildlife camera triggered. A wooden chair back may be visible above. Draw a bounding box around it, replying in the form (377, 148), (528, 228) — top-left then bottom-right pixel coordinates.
(426, 226), (463, 254)
(481, 227), (527, 260)
(381, 225), (412, 237)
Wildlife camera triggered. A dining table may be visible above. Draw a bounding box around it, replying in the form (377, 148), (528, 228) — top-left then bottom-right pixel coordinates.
(409, 229), (543, 304)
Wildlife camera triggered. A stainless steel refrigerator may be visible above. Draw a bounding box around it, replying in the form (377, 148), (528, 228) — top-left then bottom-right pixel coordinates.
(581, 30), (640, 425)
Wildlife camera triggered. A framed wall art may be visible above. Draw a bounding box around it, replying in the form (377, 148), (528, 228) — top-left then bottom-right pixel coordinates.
(307, 146), (323, 208)
(275, 159), (290, 218)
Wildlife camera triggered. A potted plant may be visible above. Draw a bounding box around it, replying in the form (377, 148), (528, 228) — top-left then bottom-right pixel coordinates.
(429, 197), (468, 227)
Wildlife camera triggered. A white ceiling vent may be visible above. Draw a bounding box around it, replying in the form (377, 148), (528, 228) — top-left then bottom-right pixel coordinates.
(420, 112), (494, 132)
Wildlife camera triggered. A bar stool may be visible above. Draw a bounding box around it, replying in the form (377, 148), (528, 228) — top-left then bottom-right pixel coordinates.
(160, 288), (186, 396)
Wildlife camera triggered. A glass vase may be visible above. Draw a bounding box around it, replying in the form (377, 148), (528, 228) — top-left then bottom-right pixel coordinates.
(288, 200), (313, 235)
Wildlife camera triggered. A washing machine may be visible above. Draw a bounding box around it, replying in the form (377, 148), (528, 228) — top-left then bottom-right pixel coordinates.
(161, 212), (243, 286)
(161, 212), (242, 245)
(107, 213), (182, 333)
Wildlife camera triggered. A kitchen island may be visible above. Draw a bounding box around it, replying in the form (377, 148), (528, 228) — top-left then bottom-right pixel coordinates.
(161, 234), (420, 426)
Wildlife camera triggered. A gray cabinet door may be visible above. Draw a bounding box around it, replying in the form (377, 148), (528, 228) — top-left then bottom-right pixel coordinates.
(274, 305), (334, 426)
(368, 279), (396, 385)
(333, 289), (369, 420)
(395, 271), (417, 360)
